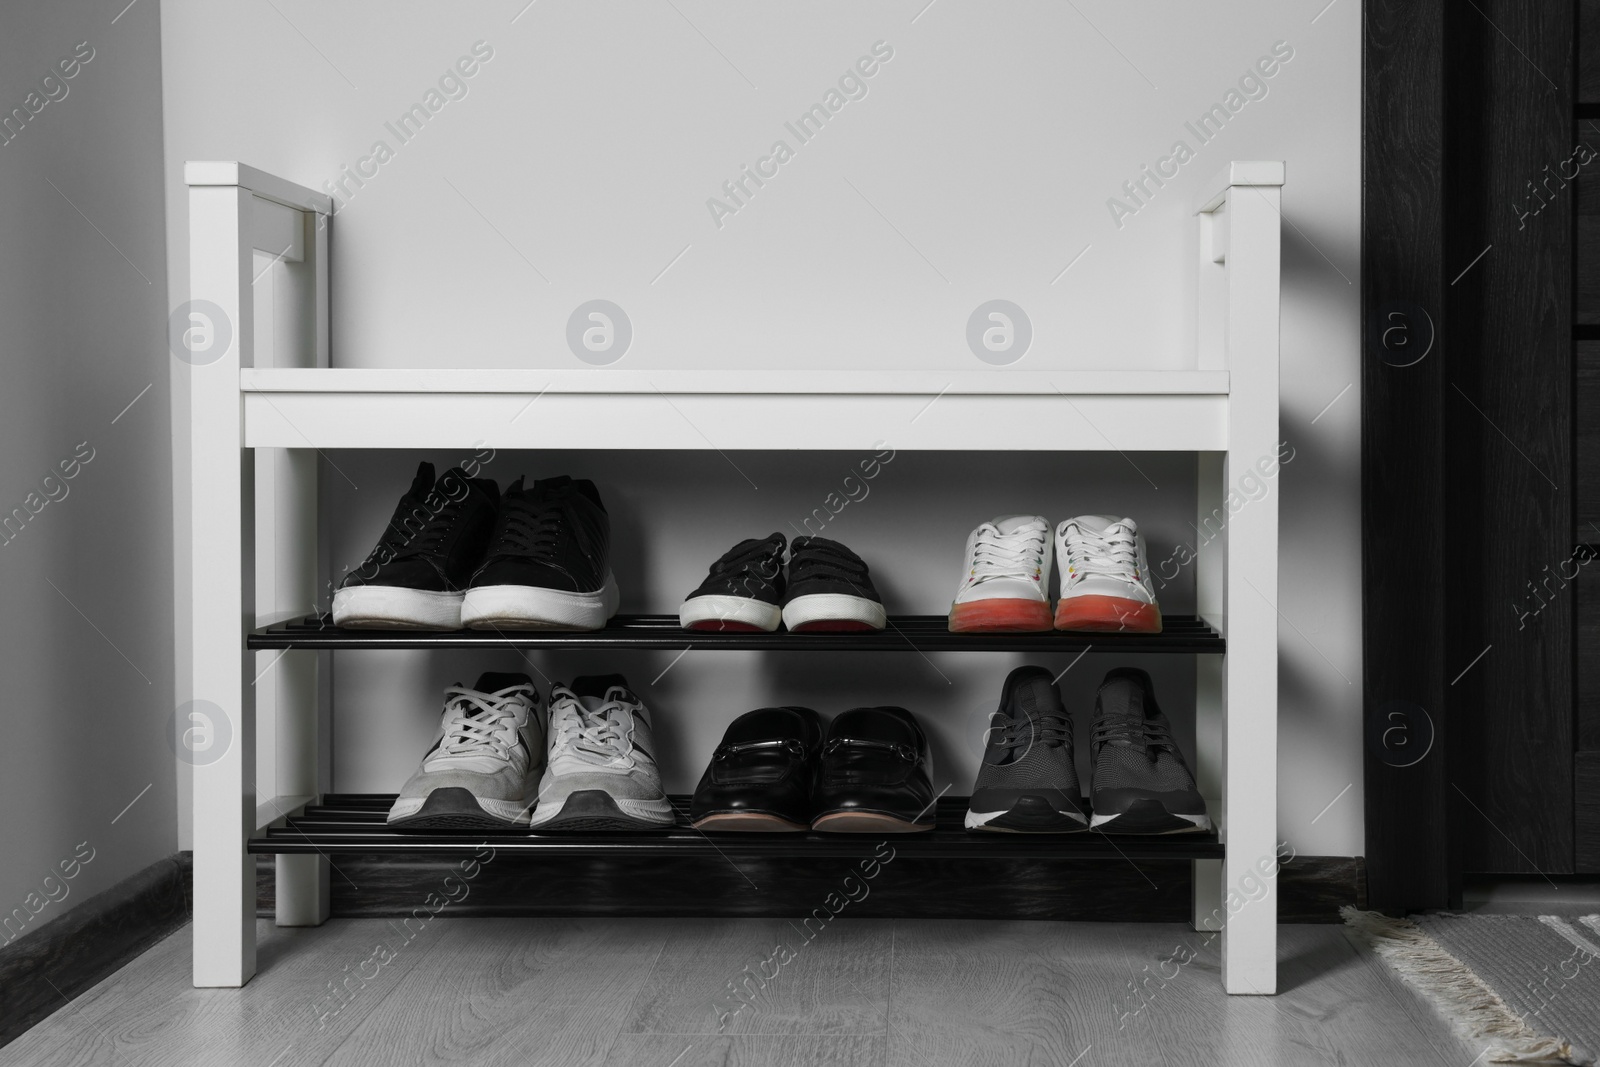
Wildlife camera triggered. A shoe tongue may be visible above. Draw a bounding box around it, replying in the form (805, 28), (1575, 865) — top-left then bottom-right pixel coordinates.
(569, 674), (630, 701)
(991, 515), (1044, 535)
(531, 475), (574, 495)
(407, 461), (436, 499)
(1072, 515), (1132, 536)
(473, 672), (531, 695)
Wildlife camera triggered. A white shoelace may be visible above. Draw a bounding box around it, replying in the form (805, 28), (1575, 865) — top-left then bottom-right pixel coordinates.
(968, 519), (1049, 584)
(437, 685), (530, 760)
(553, 692), (636, 763)
(1062, 521), (1142, 585)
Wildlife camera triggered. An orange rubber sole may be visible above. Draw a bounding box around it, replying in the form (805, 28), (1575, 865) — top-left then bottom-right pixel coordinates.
(1053, 596), (1162, 633)
(948, 599), (1053, 633)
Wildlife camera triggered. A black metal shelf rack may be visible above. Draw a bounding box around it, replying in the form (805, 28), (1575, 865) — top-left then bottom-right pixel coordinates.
(250, 794), (1225, 860)
(248, 613), (1224, 653)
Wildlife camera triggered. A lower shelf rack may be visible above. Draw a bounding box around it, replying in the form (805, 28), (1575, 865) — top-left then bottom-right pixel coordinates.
(251, 794), (1225, 861)
(248, 613), (1225, 653)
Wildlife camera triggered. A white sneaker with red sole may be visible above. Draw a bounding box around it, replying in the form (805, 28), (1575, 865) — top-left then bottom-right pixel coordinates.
(1054, 515), (1162, 633)
(948, 515), (1053, 632)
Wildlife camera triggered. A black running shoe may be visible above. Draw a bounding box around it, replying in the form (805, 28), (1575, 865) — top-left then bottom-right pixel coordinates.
(782, 536), (886, 632)
(332, 462), (500, 629)
(1089, 668), (1210, 834)
(965, 666), (1088, 832)
(461, 476), (618, 630)
(811, 707), (935, 833)
(690, 706), (825, 831)
(679, 533), (787, 632)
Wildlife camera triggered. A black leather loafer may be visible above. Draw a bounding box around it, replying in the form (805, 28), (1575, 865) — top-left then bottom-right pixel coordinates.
(690, 707), (825, 831)
(811, 706), (936, 833)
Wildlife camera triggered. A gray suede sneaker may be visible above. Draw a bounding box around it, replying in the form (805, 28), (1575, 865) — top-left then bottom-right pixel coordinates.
(387, 673), (544, 829)
(528, 675), (674, 831)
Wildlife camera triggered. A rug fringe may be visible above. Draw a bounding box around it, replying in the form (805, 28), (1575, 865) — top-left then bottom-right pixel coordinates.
(1341, 907), (1584, 1064)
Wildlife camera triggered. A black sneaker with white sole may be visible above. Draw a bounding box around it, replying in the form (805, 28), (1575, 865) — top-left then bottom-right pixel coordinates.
(680, 533), (786, 632)
(333, 463), (500, 629)
(782, 537), (886, 632)
(965, 666), (1088, 833)
(1088, 668), (1211, 834)
(461, 476), (618, 630)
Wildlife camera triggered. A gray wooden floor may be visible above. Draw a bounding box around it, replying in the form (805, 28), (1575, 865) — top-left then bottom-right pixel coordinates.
(0, 917), (1478, 1066)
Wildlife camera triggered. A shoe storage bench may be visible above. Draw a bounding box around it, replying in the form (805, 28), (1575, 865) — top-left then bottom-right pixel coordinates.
(184, 160), (1283, 994)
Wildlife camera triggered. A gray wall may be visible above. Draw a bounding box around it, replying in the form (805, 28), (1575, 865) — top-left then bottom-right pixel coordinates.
(0, 0), (174, 945)
(161, 1), (1362, 855)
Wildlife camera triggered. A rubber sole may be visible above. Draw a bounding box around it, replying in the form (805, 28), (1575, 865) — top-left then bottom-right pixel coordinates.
(782, 593), (887, 633)
(527, 789), (675, 832)
(680, 594), (782, 632)
(948, 598), (1053, 633)
(1090, 798), (1211, 835)
(965, 795), (1089, 833)
(461, 572), (619, 631)
(333, 586), (464, 630)
(1054, 595), (1162, 633)
(692, 811), (810, 832)
(811, 810), (935, 833)
(387, 787), (528, 830)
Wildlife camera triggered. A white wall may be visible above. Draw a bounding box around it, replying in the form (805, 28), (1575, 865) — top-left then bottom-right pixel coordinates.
(161, 0), (1362, 855)
(0, 0), (175, 945)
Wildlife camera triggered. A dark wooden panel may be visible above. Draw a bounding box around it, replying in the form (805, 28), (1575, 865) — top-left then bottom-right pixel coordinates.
(0, 853), (191, 1049)
(1580, 752), (1600, 870)
(1363, 0), (1452, 909)
(254, 854), (1365, 924)
(1580, 344), (1600, 529)
(1583, 0), (1600, 102)
(1445, 0), (1574, 875)
(1580, 563), (1600, 753)
(1579, 216), (1600, 323)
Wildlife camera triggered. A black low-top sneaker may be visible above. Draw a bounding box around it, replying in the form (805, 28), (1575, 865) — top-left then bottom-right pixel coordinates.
(966, 666), (1088, 833)
(811, 706), (936, 833)
(782, 536), (886, 632)
(1089, 668), (1211, 834)
(333, 463), (500, 629)
(461, 476), (618, 630)
(690, 706), (825, 831)
(680, 534), (787, 632)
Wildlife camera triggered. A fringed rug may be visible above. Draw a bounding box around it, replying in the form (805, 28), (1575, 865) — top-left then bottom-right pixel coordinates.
(1344, 907), (1600, 1065)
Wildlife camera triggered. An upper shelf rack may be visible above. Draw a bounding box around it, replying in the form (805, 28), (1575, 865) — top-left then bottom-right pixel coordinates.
(248, 613), (1223, 652)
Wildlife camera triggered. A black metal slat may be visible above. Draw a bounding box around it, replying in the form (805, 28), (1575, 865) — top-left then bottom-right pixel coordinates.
(250, 794), (1224, 861)
(248, 614), (1224, 653)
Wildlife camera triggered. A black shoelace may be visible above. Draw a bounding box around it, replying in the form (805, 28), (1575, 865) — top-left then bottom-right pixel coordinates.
(490, 495), (568, 560)
(1092, 717), (1176, 753)
(991, 710), (1073, 752)
(389, 495), (469, 560)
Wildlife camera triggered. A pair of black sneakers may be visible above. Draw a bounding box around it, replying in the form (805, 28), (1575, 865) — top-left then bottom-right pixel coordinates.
(690, 705), (935, 832)
(332, 463), (617, 631)
(966, 666), (1210, 834)
(679, 533), (886, 633)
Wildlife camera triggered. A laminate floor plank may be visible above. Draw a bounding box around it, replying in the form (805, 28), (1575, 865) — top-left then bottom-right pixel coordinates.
(885, 921), (1478, 1067)
(602, 1034), (886, 1066)
(3, 919), (1486, 1067)
(321, 918), (668, 1067)
(617, 917), (892, 1037)
(0, 918), (453, 1067)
